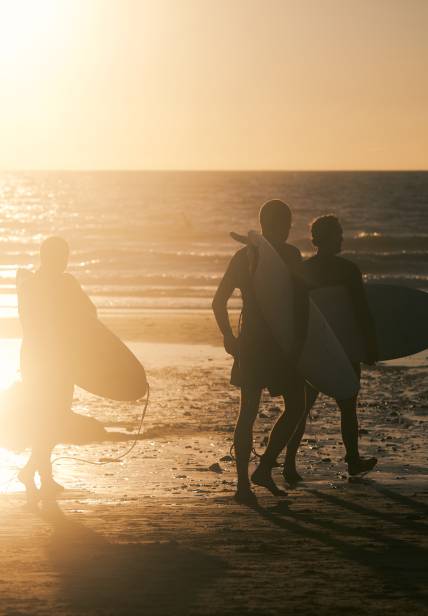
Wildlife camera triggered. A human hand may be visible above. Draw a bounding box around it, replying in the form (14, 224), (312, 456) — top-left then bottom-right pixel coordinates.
(224, 333), (239, 358)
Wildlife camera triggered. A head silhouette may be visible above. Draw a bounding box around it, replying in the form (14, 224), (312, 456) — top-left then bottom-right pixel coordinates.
(259, 200), (292, 245)
(311, 215), (343, 255)
(40, 236), (70, 274)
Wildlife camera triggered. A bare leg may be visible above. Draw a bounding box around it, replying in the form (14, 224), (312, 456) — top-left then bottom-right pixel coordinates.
(20, 443), (62, 496)
(18, 453), (37, 484)
(283, 385), (319, 483)
(339, 397), (377, 475)
(233, 387), (261, 503)
(338, 396), (359, 461)
(37, 445), (64, 495)
(18, 450), (40, 508)
(251, 378), (306, 495)
(18, 453), (37, 483)
(37, 445), (53, 481)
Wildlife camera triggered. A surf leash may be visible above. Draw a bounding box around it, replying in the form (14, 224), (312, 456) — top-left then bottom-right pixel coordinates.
(51, 383), (150, 468)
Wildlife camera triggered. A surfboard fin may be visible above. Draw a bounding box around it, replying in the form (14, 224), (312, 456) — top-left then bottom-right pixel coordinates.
(230, 231), (248, 244)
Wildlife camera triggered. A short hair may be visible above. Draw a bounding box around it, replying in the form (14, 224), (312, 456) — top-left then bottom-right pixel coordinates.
(259, 200), (291, 231)
(40, 236), (70, 267)
(311, 215), (342, 244)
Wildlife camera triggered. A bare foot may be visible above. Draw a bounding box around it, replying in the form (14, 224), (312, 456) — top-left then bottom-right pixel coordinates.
(347, 456), (378, 476)
(234, 487), (259, 507)
(251, 465), (287, 497)
(283, 465), (304, 486)
(40, 479), (65, 497)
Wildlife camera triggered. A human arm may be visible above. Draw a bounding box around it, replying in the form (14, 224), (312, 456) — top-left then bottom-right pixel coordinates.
(212, 256), (239, 357)
(348, 266), (378, 364)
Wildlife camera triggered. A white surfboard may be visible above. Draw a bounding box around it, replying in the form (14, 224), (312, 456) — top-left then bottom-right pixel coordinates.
(247, 230), (295, 357)
(17, 269), (147, 401)
(245, 232), (360, 400)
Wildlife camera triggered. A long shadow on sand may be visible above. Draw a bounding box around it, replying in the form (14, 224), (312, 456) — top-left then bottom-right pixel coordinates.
(40, 501), (225, 615)
(256, 484), (428, 609)
(306, 482), (428, 530)
(362, 478), (428, 512)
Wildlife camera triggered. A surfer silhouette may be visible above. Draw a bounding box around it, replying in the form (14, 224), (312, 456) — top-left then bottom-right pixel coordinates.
(283, 215), (378, 483)
(16, 237), (100, 505)
(212, 200), (308, 505)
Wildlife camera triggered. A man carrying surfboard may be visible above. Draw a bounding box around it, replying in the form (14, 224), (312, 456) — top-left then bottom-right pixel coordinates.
(212, 200), (308, 504)
(283, 215), (378, 483)
(16, 236), (98, 504)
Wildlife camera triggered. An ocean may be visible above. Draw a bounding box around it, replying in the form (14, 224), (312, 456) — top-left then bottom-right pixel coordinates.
(0, 170), (426, 317)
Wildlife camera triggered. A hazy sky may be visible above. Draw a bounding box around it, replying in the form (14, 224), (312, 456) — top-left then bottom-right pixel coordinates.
(0, 0), (426, 170)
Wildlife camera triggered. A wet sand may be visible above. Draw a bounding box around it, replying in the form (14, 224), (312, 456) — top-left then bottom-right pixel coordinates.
(0, 327), (427, 614)
(0, 311), (238, 346)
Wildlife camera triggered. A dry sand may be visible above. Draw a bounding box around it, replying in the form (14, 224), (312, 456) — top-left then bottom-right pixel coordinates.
(0, 315), (427, 615)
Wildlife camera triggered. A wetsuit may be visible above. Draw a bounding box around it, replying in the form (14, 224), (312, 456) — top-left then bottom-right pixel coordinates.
(284, 253), (378, 469)
(221, 243), (308, 395)
(303, 254), (378, 363)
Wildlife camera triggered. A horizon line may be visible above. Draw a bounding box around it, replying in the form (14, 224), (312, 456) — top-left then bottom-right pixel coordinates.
(0, 168), (427, 173)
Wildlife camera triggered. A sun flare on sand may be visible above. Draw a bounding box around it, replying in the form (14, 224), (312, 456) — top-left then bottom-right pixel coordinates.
(0, 341), (25, 492)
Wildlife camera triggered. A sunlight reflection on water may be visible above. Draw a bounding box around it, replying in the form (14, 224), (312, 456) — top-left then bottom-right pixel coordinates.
(0, 450), (26, 493)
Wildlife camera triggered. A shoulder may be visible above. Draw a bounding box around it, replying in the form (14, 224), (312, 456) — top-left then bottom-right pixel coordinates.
(61, 272), (84, 292)
(232, 247), (248, 260)
(62, 272), (79, 285)
(16, 269), (36, 297)
(302, 255), (316, 267)
(329, 257), (363, 288)
(226, 247), (248, 277)
(228, 247), (248, 269)
(279, 243), (302, 263)
(337, 257), (362, 276)
(285, 244), (302, 258)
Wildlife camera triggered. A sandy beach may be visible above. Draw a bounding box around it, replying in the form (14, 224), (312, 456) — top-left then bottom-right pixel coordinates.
(0, 314), (427, 615)
(0, 0), (426, 609)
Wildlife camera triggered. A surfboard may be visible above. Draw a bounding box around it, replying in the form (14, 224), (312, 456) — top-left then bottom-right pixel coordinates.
(247, 230), (295, 356)
(244, 232), (360, 400)
(16, 269), (147, 401)
(69, 318), (148, 401)
(311, 284), (428, 362)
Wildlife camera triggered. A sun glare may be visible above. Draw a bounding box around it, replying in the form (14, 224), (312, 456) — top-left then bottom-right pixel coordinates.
(0, 1), (54, 54)
(0, 0), (71, 77)
(0, 339), (20, 391)
(0, 340), (24, 492)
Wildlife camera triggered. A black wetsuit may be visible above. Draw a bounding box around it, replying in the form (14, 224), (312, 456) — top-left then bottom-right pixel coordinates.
(281, 253), (378, 467)
(222, 244), (308, 395)
(303, 254), (378, 365)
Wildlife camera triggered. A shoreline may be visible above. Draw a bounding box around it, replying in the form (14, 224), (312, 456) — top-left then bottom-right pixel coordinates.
(0, 312), (241, 347)
(1, 313), (426, 369)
